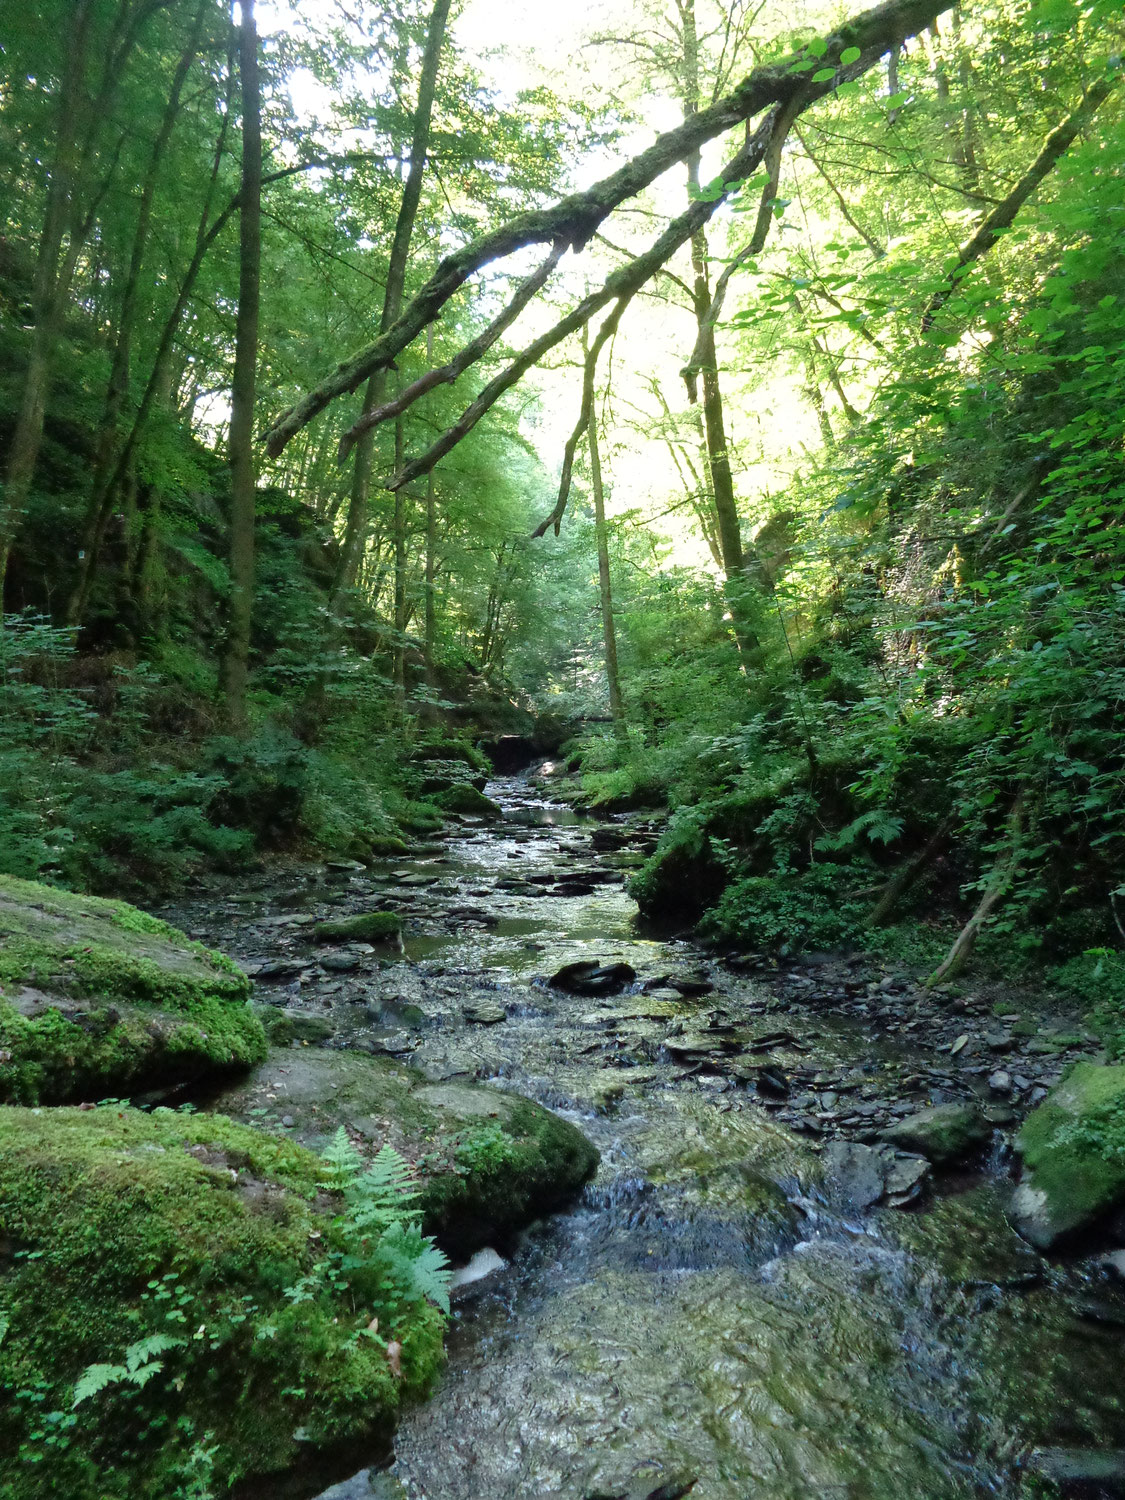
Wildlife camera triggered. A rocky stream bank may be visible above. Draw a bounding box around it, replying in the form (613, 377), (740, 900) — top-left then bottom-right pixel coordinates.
(4, 771), (1125, 1499)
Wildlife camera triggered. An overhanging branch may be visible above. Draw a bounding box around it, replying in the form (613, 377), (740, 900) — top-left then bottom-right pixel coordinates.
(264, 0), (955, 458)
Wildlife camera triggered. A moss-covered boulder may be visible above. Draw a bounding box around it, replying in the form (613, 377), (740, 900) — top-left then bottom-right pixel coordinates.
(208, 1049), (599, 1256)
(431, 783), (504, 820)
(1010, 1063), (1125, 1249)
(0, 1104), (443, 1500)
(312, 909), (404, 944)
(0, 875), (266, 1104)
(880, 1103), (990, 1164)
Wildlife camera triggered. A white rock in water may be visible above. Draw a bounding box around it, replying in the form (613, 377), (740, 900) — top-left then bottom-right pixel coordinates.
(450, 1246), (508, 1292)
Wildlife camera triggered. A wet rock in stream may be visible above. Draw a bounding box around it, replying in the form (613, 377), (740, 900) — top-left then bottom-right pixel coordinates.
(203, 1047), (598, 1257)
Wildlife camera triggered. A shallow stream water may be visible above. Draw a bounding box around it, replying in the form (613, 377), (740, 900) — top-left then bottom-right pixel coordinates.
(167, 775), (1125, 1500)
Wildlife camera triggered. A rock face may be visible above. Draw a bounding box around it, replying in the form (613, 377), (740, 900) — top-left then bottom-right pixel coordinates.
(1010, 1062), (1125, 1249)
(880, 1103), (990, 1164)
(208, 1049), (600, 1256)
(0, 875), (266, 1104)
(0, 1104), (444, 1500)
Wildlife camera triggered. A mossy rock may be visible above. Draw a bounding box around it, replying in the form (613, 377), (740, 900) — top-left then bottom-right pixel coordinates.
(880, 1103), (990, 1164)
(313, 910), (403, 944)
(410, 739), (490, 774)
(431, 784), (504, 820)
(0, 875), (266, 1104)
(418, 759), (488, 794)
(0, 1104), (444, 1499)
(1011, 1062), (1125, 1249)
(260, 1008), (337, 1046)
(208, 1049), (599, 1257)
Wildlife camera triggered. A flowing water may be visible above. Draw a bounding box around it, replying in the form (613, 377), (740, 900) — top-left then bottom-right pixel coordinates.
(170, 775), (1125, 1500)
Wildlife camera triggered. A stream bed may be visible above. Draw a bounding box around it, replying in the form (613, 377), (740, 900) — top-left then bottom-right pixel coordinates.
(161, 775), (1125, 1500)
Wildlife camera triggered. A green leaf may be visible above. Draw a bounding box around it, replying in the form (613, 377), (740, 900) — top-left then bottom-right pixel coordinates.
(840, 46), (862, 63)
(812, 68), (837, 82)
(807, 36), (828, 56)
(885, 90), (908, 108)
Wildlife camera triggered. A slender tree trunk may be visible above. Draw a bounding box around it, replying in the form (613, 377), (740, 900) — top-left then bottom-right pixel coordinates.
(220, 0), (263, 730)
(67, 0), (206, 626)
(334, 0), (452, 596)
(0, 0), (96, 595)
(422, 325), (439, 722)
(392, 412), (407, 715)
(587, 395), (626, 741)
(679, 0), (759, 651)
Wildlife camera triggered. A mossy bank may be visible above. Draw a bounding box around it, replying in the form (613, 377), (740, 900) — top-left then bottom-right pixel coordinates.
(0, 1105), (443, 1500)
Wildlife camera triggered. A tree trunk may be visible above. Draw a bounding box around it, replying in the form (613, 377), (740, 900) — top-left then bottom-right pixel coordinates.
(392, 412), (408, 716)
(422, 324), (439, 722)
(0, 0), (96, 595)
(680, 0), (759, 652)
(219, 0), (263, 730)
(928, 794), (1025, 985)
(67, 0), (207, 626)
(334, 0), (452, 596)
(587, 395), (626, 741)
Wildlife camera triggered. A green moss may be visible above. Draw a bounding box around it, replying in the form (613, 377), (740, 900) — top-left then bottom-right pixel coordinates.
(313, 910), (404, 944)
(0, 1105), (444, 1500)
(431, 784), (503, 819)
(259, 1008), (336, 1045)
(1014, 1063), (1125, 1239)
(410, 739), (489, 774)
(417, 1096), (600, 1252)
(0, 876), (266, 1104)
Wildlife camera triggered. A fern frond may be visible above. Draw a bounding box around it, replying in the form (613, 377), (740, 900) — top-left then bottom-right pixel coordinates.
(321, 1126), (364, 1190)
(124, 1333), (182, 1373)
(345, 1142), (419, 1231)
(72, 1363), (127, 1408)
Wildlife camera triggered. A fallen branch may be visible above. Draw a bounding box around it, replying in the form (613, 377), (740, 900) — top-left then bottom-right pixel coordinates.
(336, 242), (567, 462)
(928, 793), (1025, 986)
(868, 815), (952, 926)
(386, 109), (783, 493)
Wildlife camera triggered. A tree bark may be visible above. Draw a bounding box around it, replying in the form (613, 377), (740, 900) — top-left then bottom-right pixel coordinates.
(0, 0), (96, 595)
(219, 0), (263, 730)
(334, 0), (452, 596)
(422, 325), (439, 722)
(928, 794), (1025, 985)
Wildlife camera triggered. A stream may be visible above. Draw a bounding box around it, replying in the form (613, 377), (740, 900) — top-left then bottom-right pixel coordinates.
(162, 774), (1125, 1500)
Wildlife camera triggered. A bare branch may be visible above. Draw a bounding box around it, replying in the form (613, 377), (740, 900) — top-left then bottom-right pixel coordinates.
(532, 296), (631, 539)
(682, 92), (803, 390)
(385, 107), (783, 494)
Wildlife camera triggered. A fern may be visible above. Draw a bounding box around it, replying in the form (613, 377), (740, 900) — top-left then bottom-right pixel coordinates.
(321, 1126), (364, 1191)
(72, 1363), (126, 1408)
(344, 1142), (419, 1233)
(72, 1335), (184, 1408)
(310, 1136), (451, 1319)
(815, 808), (904, 852)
